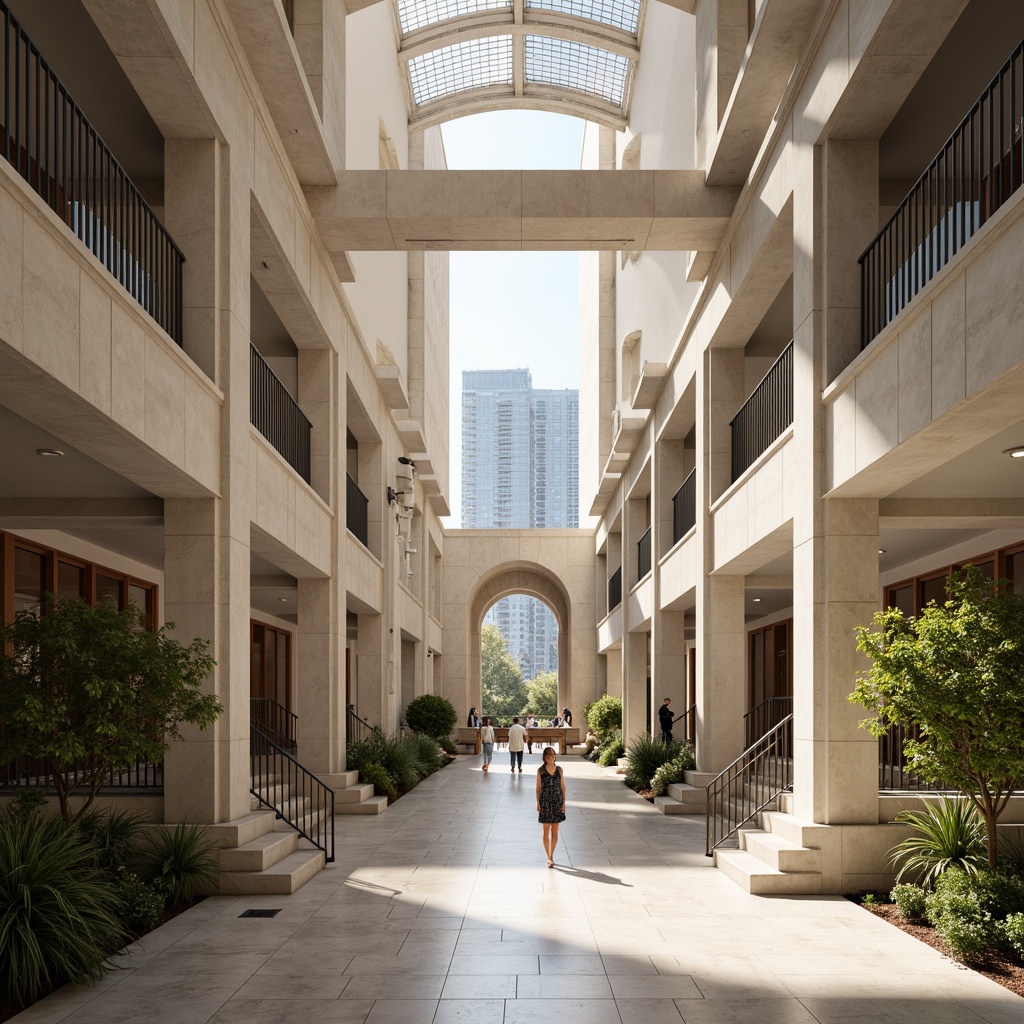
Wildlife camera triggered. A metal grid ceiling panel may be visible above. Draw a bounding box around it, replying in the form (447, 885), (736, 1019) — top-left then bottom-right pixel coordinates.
(398, 0), (512, 34)
(408, 36), (514, 105)
(526, 0), (640, 34)
(524, 35), (631, 105)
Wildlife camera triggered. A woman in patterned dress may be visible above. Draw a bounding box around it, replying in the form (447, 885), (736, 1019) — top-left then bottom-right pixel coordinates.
(536, 746), (566, 867)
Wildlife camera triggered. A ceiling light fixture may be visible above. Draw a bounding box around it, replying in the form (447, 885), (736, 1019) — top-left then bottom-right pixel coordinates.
(1004, 446), (1024, 458)
(278, 597), (288, 603)
(878, 549), (886, 555)
(752, 597), (762, 603)
(36, 448), (64, 457)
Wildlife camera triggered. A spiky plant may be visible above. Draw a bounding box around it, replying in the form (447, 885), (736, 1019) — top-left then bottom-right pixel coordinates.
(890, 796), (987, 887)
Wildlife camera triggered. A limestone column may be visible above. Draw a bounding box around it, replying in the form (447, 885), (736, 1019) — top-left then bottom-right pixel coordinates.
(621, 629), (648, 743)
(297, 576), (343, 775)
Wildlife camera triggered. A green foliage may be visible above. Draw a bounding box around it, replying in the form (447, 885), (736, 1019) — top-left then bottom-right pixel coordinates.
(347, 732), (420, 792)
(0, 811), (124, 1007)
(597, 734), (625, 767)
(76, 808), (148, 878)
(0, 596), (221, 824)
(403, 694), (458, 741)
(406, 732), (447, 777)
(890, 883), (928, 920)
(1005, 912), (1024, 956)
(624, 734), (685, 791)
(860, 892), (880, 906)
(997, 830), (1024, 876)
(115, 868), (165, 935)
(889, 797), (987, 887)
(924, 868), (1024, 962)
(480, 623), (528, 720)
(359, 761), (397, 800)
(852, 566), (1024, 868)
(524, 671), (558, 718)
(650, 749), (697, 797)
(586, 695), (623, 741)
(140, 823), (219, 907)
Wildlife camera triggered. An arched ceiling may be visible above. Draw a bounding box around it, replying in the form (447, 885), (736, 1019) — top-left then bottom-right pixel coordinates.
(394, 0), (645, 129)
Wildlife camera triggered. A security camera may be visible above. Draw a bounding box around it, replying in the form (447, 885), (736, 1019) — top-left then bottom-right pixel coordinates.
(397, 456), (414, 466)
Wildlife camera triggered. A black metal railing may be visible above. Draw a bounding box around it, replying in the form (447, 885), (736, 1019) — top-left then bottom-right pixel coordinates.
(706, 713), (793, 856)
(2, 754), (162, 791)
(346, 704), (379, 745)
(636, 527), (652, 582)
(744, 695), (793, 748)
(608, 566), (622, 611)
(672, 469), (696, 544)
(672, 702), (697, 746)
(1, 1), (184, 343)
(730, 340), (793, 482)
(250, 345), (311, 483)
(250, 723), (334, 862)
(860, 38), (1024, 348)
(878, 722), (952, 791)
(346, 474), (369, 547)
(250, 697), (297, 752)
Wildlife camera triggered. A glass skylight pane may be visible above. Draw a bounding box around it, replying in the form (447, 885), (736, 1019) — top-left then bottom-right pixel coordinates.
(524, 36), (630, 105)
(398, 0), (512, 34)
(408, 36), (514, 105)
(526, 0), (640, 34)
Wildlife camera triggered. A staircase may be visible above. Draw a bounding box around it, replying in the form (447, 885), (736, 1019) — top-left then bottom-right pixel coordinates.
(334, 768), (387, 815)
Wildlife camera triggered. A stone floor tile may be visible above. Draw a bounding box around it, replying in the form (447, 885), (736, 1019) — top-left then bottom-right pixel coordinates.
(206, 999), (375, 1024)
(615, 997), (686, 1023)
(503, 998), (624, 1024)
(440, 974), (517, 998)
(610, 974), (703, 1000)
(539, 954), (606, 974)
(341, 975), (446, 1000)
(433, 999), (507, 1024)
(361, 999), (440, 1024)
(447, 954), (540, 974)
(515, 974), (613, 998)
(674, 998), (819, 1024)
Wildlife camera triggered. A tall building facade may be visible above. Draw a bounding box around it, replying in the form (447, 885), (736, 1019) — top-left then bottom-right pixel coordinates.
(463, 370), (579, 679)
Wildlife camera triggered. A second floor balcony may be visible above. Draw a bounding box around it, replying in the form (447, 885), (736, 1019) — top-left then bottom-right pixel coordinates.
(730, 341), (794, 483)
(672, 469), (696, 545)
(250, 344), (311, 483)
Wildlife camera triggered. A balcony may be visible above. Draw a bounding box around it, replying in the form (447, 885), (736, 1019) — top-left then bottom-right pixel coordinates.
(860, 37), (1024, 348)
(250, 344), (311, 483)
(0, 1), (184, 343)
(608, 566), (622, 612)
(636, 527), (652, 583)
(730, 341), (793, 482)
(672, 469), (696, 545)
(346, 474), (369, 548)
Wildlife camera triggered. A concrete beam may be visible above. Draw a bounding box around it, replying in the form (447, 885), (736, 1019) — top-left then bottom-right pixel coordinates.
(305, 170), (739, 252)
(0, 498), (164, 529)
(879, 498), (1024, 530)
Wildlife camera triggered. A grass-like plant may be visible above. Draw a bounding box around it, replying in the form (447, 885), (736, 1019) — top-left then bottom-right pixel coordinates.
(348, 732), (421, 792)
(0, 811), (124, 1007)
(890, 796), (987, 887)
(597, 734), (624, 767)
(650, 749), (696, 797)
(406, 733), (447, 777)
(76, 807), (148, 878)
(141, 823), (220, 907)
(624, 733), (685, 790)
(359, 761), (398, 800)
(998, 829), (1024, 876)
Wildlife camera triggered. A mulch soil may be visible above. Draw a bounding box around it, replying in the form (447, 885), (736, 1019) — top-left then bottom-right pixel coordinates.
(862, 901), (1024, 998)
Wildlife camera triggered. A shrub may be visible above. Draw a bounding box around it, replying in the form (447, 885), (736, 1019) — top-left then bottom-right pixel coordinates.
(925, 868), (1024, 962)
(891, 883), (928, 920)
(438, 735), (456, 756)
(115, 868), (165, 935)
(597, 735), (625, 767)
(404, 694), (458, 741)
(650, 749), (697, 797)
(348, 732), (420, 792)
(406, 733), (446, 777)
(998, 830), (1024, 876)
(141, 823), (220, 907)
(624, 734), (685, 790)
(77, 808), (147, 878)
(360, 761), (398, 800)
(890, 797), (987, 887)
(0, 812), (124, 1007)
(1005, 912), (1024, 955)
(587, 695), (623, 741)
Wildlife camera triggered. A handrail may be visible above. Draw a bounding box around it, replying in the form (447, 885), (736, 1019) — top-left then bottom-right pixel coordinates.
(250, 345), (312, 483)
(671, 702), (697, 745)
(636, 527), (652, 582)
(743, 695), (793, 748)
(672, 469), (696, 544)
(2, 754), (162, 791)
(1, 0), (184, 343)
(346, 704), (379, 745)
(729, 340), (793, 482)
(706, 713), (793, 856)
(859, 37), (1024, 348)
(250, 723), (334, 863)
(608, 565), (622, 611)
(250, 697), (297, 751)
(346, 474), (370, 547)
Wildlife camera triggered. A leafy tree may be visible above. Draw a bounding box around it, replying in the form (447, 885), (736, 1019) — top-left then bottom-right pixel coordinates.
(587, 694), (623, 740)
(404, 693), (458, 740)
(480, 623), (527, 720)
(851, 566), (1024, 869)
(525, 670), (558, 718)
(0, 596), (221, 825)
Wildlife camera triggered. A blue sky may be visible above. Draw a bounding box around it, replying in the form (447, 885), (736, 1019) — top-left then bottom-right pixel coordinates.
(441, 111), (585, 526)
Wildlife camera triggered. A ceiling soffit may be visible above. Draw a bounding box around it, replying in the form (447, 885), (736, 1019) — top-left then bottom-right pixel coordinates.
(394, 0), (645, 129)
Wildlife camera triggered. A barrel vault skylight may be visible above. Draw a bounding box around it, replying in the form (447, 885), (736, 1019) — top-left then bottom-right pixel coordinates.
(394, 0), (644, 128)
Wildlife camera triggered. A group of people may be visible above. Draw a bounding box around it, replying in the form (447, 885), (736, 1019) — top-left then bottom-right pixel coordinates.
(468, 707), (572, 729)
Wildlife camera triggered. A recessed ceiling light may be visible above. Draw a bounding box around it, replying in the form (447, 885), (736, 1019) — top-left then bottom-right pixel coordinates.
(752, 597), (762, 603)
(1004, 446), (1024, 458)
(278, 597), (288, 603)
(878, 549), (886, 555)
(36, 448), (64, 457)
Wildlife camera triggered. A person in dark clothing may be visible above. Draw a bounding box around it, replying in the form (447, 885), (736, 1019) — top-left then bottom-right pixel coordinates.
(561, 707), (572, 727)
(658, 698), (673, 742)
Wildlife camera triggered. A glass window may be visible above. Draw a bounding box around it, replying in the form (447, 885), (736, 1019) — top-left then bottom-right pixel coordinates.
(919, 574), (947, 608)
(887, 584), (914, 617)
(1008, 550), (1024, 594)
(96, 574), (122, 608)
(14, 547), (45, 616)
(128, 584), (152, 627)
(57, 561), (85, 600)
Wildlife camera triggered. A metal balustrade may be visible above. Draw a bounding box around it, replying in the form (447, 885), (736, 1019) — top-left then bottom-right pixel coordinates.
(672, 702), (697, 746)
(608, 565), (622, 611)
(346, 474), (370, 547)
(250, 345), (312, 483)
(1, 0), (184, 343)
(859, 38), (1024, 348)
(2, 753), (162, 791)
(636, 527), (652, 581)
(672, 469), (696, 544)
(250, 697), (297, 751)
(730, 341), (793, 482)
(744, 695), (793, 749)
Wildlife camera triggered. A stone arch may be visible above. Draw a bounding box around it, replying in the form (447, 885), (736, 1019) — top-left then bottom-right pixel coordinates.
(469, 561), (572, 716)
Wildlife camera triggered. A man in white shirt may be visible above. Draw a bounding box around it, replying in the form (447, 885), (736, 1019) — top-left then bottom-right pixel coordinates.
(507, 716), (528, 773)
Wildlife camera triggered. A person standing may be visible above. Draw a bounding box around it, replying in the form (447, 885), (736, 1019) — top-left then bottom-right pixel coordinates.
(561, 707), (573, 727)
(467, 707), (481, 728)
(658, 698), (673, 742)
(536, 746), (566, 867)
(525, 713), (538, 752)
(508, 716), (528, 773)
(480, 717), (495, 771)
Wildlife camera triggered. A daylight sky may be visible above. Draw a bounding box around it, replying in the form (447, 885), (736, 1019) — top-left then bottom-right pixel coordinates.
(440, 111), (585, 527)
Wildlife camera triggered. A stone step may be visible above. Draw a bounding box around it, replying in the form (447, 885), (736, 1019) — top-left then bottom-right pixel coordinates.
(332, 770), (361, 789)
(204, 810), (277, 849)
(218, 849), (326, 896)
(760, 810), (831, 849)
(335, 782), (376, 804)
(713, 848), (822, 895)
(740, 829), (822, 872)
(219, 830), (298, 872)
(654, 782), (706, 815)
(336, 794), (388, 814)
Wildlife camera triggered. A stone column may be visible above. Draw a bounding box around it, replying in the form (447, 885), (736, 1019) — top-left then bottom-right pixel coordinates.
(622, 629), (648, 742)
(297, 576), (343, 775)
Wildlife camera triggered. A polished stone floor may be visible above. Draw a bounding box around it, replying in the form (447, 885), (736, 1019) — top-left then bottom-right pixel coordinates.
(13, 753), (1024, 1023)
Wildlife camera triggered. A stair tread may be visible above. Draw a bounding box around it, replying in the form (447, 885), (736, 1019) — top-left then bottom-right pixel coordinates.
(246, 849), (324, 876)
(742, 829), (810, 852)
(716, 848), (788, 877)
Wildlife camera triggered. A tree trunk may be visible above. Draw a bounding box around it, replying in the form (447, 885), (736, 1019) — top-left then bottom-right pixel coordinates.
(984, 808), (999, 869)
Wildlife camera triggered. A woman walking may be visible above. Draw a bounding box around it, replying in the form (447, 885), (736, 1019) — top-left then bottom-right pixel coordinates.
(536, 746), (566, 867)
(480, 716), (495, 771)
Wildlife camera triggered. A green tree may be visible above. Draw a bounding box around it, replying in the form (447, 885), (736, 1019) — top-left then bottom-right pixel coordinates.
(0, 596), (221, 825)
(404, 693), (458, 740)
(480, 623), (527, 721)
(587, 694), (623, 740)
(851, 566), (1024, 869)
(525, 670), (558, 718)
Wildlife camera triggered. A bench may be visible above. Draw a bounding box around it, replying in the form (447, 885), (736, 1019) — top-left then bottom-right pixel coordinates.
(457, 727), (581, 755)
